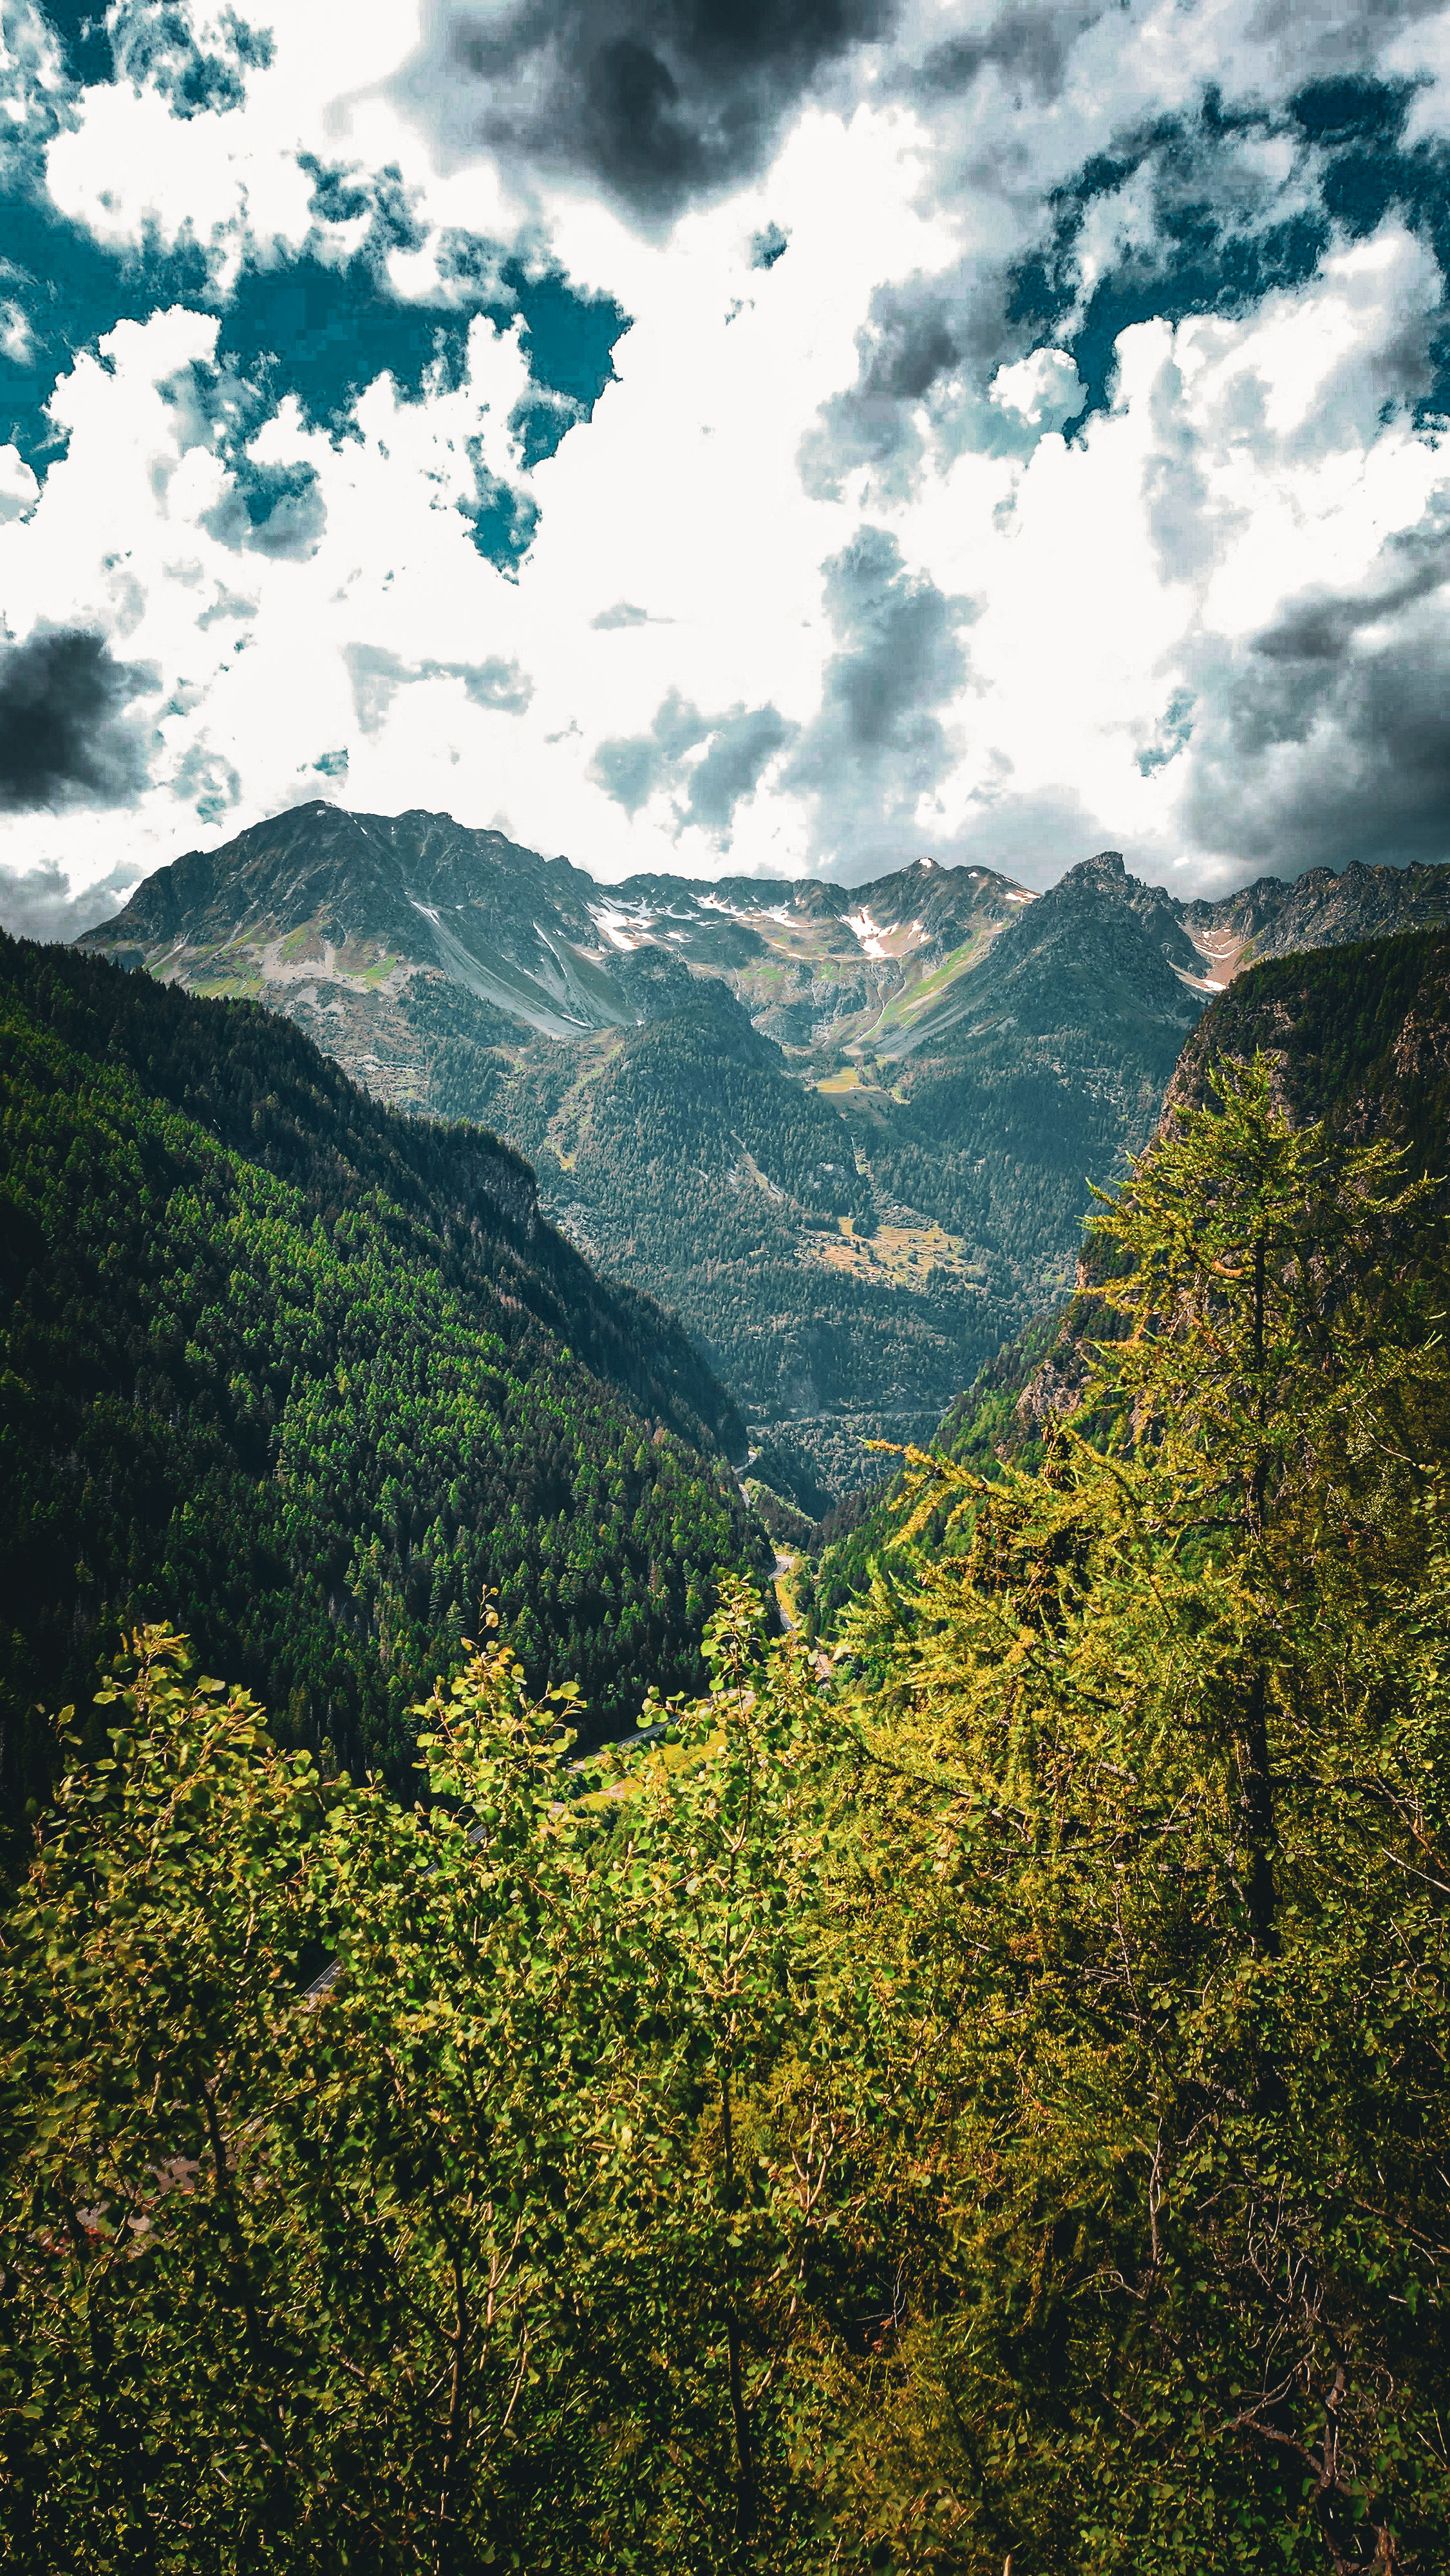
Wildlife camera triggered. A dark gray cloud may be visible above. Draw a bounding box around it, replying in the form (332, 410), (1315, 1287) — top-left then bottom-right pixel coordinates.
(905, 1), (1113, 106)
(798, 264), (1077, 501)
(1183, 506), (1450, 869)
(813, 524), (972, 752)
(783, 526), (975, 863)
(345, 643), (534, 734)
(1254, 513), (1450, 661)
(591, 687), (793, 835)
(405, 0), (897, 223)
(0, 627), (158, 810)
(0, 856), (142, 942)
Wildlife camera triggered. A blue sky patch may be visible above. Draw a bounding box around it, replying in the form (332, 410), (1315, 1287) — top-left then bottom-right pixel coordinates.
(37, 2), (114, 86)
(1004, 77), (1450, 439)
(40, 1), (274, 116)
(0, 128), (630, 571)
(1137, 686), (1194, 777)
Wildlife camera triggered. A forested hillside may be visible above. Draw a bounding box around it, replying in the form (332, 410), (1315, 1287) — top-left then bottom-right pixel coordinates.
(1170, 921), (1450, 1139)
(818, 925), (1450, 1626)
(494, 974), (1015, 1483)
(0, 934), (766, 1852)
(6, 1062), (1447, 2571)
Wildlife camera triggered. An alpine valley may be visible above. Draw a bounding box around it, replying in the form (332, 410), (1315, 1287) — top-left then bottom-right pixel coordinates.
(82, 804), (1450, 1501)
(11, 838), (1450, 2573)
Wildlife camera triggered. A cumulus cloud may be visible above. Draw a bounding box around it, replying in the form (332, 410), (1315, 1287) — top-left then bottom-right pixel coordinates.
(35, 0), (275, 108)
(0, 855), (143, 942)
(802, 69), (1450, 507)
(15, 0), (1450, 911)
(344, 643), (534, 735)
(782, 524), (976, 863)
(592, 687), (795, 839)
(402, 0), (898, 223)
(109, 1), (274, 120)
(0, 627), (158, 810)
(1182, 498), (1450, 871)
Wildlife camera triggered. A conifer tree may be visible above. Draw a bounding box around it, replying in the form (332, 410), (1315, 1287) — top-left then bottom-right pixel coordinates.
(833, 1059), (1450, 2572)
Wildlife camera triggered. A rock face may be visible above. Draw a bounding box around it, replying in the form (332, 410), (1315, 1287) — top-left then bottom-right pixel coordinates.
(82, 803), (1027, 1055)
(1182, 860), (1450, 977)
(79, 808), (1450, 1498)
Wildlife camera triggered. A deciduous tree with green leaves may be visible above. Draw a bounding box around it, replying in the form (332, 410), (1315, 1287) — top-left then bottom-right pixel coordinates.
(0, 1592), (892, 2573)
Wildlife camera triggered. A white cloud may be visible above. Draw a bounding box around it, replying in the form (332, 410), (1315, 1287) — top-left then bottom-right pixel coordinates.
(6, 0), (1450, 933)
(0, 444), (39, 522)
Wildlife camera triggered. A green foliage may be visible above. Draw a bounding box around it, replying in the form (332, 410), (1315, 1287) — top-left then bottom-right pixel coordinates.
(0, 1599), (894, 2573)
(828, 1061), (1450, 2568)
(814, 1314), (1064, 1636)
(0, 936), (763, 1847)
(5, 1057), (1450, 2570)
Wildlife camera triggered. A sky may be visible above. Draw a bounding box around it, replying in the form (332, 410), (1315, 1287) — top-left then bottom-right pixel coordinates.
(5, 1), (1450, 936)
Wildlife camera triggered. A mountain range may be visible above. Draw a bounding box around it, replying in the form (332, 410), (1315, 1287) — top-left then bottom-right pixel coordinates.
(82, 806), (1450, 1501)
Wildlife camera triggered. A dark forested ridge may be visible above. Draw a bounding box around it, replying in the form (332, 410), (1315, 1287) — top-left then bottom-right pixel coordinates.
(0, 933), (767, 1850)
(817, 925), (1450, 1629)
(1169, 921), (1450, 1141)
